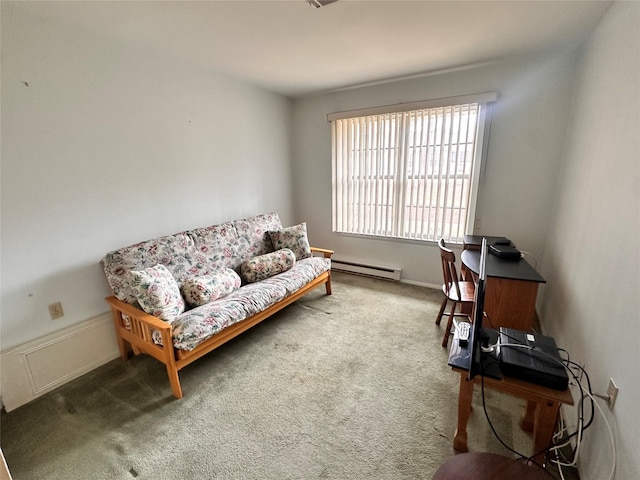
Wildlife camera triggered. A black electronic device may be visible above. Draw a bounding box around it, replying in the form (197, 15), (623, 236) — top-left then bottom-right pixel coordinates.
(489, 243), (521, 260)
(492, 237), (512, 246)
(467, 238), (501, 381)
(498, 328), (569, 390)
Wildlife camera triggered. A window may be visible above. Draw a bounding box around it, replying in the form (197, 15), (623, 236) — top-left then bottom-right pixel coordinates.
(328, 93), (497, 244)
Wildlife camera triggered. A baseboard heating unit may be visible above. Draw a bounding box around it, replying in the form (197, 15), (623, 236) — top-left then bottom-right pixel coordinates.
(331, 259), (402, 281)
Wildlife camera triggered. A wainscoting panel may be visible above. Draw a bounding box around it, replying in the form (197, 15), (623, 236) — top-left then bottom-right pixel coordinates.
(0, 313), (120, 412)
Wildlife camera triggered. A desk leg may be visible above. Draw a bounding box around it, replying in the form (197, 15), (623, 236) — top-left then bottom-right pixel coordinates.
(460, 263), (470, 281)
(531, 400), (561, 466)
(453, 373), (474, 452)
(520, 400), (536, 433)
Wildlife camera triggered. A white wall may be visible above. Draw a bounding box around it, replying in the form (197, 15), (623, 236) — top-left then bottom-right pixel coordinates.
(292, 52), (578, 286)
(0, 6), (293, 351)
(540, 2), (640, 479)
(292, 5), (640, 477)
(3, 2), (638, 477)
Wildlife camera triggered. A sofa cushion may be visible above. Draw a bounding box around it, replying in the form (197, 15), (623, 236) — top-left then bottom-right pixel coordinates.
(167, 296), (249, 351)
(268, 223), (312, 260)
(233, 212), (282, 263)
(168, 281), (289, 351)
(101, 213), (284, 305)
(153, 258), (331, 351)
(101, 233), (195, 306)
(181, 269), (242, 308)
(240, 248), (296, 283)
(128, 264), (185, 321)
(263, 257), (331, 295)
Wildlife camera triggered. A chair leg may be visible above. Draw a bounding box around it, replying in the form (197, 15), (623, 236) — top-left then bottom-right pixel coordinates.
(442, 301), (458, 348)
(436, 296), (448, 325)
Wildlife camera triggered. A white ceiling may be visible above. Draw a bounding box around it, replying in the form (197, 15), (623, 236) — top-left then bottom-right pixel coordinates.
(9, 0), (613, 97)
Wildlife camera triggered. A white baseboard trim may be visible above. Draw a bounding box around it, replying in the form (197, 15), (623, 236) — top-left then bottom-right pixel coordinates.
(401, 278), (440, 289)
(0, 313), (120, 412)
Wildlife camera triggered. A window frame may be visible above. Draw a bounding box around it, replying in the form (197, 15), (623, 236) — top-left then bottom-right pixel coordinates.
(328, 92), (497, 244)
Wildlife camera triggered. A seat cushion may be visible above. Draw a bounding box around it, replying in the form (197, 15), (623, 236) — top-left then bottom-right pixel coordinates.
(154, 257), (331, 351)
(168, 281), (289, 351)
(262, 257), (331, 295)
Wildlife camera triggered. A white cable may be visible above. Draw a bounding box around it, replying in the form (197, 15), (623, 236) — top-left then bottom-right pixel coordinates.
(551, 406), (579, 480)
(554, 406), (568, 442)
(549, 410), (583, 468)
(499, 342), (584, 474)
(556, 459), (567, 480)
(549, 376), (585, 468)
(550, 415), (583, 467)
(499, 342), (616, 480)
(519, 250), (538, 269)
(552, 364), (585, 474)
(551, 389), (615, 480)
(562, 364), (588, 465)
(578, 386), (617, 480)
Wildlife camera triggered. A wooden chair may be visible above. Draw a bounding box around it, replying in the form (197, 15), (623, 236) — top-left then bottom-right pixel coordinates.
(436, 238), (475, 348)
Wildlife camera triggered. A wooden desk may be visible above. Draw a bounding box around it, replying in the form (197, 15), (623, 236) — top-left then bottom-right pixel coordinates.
(462, 235), (512, 251)
(460, 249), (545, 331)
(451, 366), (573, 466)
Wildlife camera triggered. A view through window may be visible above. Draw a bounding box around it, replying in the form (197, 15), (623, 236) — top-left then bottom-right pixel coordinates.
(329, 94), (496, 243)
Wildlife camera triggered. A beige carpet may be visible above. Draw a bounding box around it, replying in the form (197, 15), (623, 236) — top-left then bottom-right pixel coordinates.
(1, 272), (547, 479)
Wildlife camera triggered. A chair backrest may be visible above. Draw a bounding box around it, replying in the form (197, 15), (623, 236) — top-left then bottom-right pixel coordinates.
(438, 238), (462, 299)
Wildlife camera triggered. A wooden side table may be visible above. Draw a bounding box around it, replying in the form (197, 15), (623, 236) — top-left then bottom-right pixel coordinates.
(433, 452), (550, 480)
(452, 368), (573, 466)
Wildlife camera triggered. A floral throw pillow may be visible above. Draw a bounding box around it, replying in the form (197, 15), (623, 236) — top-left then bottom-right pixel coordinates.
(268, 223), (311, 260)
(181, 269), (242, 308)
(241, 248), (296, 283)
(128, 264), (185, 321)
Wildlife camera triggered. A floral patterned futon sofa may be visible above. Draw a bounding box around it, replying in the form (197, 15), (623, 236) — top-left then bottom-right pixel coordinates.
(101, 212), (333, 398)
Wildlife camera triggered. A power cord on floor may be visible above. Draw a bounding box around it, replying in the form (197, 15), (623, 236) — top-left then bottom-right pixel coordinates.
(496, 343), (591, 468)
(478, 336), (616, 480)
(479, 362), (557, 478)
(548, 384), (616, 480)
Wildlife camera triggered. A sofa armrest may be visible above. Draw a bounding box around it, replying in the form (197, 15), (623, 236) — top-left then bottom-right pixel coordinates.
(106, 295), (174, 359)
(106, 296), (171, 332)
(106, 295), (182, 398)
(310, 247), (334, 258)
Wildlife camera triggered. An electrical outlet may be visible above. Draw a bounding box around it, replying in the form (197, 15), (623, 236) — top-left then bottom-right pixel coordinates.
(606, 378), (618, 411)
(48, 302), (64, 320)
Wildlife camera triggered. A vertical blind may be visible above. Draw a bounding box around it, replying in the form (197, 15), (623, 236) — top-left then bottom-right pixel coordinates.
(330, 95), (495, 244)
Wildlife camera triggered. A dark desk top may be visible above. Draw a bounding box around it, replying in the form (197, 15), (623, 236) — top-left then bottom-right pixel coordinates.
(448, 327), (502, 378)
(463, 235), (511, 247)
(461, 249), (546, 283)
(448, 331), (573, 404)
